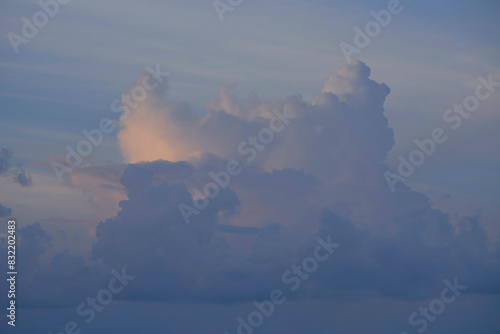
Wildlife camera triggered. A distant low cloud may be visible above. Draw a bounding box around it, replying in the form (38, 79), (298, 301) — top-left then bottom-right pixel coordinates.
(0, 147), (33, 187)
(0, 148), (13, 174)
(13, 163), (33, 187)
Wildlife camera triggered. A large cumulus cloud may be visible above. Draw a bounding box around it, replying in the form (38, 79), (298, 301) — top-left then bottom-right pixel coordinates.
(19, 61), (500, 308)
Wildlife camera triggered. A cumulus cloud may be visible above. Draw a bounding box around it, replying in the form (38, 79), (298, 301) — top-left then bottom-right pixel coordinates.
(117, 77), (300, 165)
(85, 160), (499, 303)
(19, 61), (500, 308)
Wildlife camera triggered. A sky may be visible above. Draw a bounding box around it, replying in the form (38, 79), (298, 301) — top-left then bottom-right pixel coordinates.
(0, 0), (499, 333)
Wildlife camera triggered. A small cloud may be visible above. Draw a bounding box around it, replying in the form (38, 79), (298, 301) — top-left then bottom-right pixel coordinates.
(0, 147), (13, 174)
(0, 147), (33, 187)
(13, 163), (33, 187)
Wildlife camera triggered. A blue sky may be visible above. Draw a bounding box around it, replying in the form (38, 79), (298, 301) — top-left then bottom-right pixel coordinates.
(0, 0), (499, 333)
